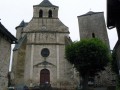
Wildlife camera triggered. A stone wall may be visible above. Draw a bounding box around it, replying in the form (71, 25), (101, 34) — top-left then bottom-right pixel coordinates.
(0, 34), (11, 90)
(78, 12), (110, 48)
(115, 42), (120, 72)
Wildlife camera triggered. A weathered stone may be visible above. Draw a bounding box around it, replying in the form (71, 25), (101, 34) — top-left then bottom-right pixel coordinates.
(0, 23), (17, 90)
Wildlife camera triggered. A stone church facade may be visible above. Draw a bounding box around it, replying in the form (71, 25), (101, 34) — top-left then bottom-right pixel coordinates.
(12, 0), (78, 89)
(0, 22), (17, 90)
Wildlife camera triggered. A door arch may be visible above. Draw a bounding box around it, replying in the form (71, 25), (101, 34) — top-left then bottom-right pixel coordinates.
(40, 69), (50, 84)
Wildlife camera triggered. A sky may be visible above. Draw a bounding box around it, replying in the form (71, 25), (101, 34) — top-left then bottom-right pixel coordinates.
(0, 0), (118, 49)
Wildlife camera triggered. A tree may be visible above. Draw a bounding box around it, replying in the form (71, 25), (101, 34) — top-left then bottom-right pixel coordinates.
(65, 38), (111, 90)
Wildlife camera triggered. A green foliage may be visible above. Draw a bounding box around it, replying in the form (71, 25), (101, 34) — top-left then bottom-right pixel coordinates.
(65, 38), (110, 77)
(111, 51), (119, 75)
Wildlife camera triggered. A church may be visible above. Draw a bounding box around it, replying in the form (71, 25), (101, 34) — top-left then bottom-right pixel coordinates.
(12, 0), (78, 89)
(11, 0), (115, 89)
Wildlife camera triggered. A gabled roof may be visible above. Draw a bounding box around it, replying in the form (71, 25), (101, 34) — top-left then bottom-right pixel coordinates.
(34, 61), (56, 67)
(0, 22), (17, 44)
(34, 0), (58, 7)
(19, 20), (27, 27)
(78, 11), (103, 17)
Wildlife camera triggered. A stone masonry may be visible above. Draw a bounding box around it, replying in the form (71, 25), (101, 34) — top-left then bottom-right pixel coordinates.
(12, 0), (78, 89)
(0, 22), (17, 90)
(0, 35), (11, 90)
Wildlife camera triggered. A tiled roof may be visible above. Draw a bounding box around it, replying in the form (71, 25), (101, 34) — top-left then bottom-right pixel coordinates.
(34, 0), (58, 7)
(0, 22), (17, 44)
(78, 11), (103, 17)
(13, 34), (27, 51)
(16, 20), (28, 29)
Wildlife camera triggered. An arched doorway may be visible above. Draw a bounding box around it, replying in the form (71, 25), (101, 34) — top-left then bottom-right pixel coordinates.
(40, 69), (50, 84)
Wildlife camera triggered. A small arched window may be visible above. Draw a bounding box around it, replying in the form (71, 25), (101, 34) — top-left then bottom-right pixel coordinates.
(48, 10), (52, 18)
(39, 10), (43, 18)
(92, 33), (95, 38)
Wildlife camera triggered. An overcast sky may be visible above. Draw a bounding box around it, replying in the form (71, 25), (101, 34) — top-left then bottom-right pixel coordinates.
(0, 0), (118, 49)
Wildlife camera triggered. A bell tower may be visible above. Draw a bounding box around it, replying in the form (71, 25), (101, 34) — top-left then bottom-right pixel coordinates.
(33, 0), (58, 18)
(78, 11), (110, 47)
(77, 11), (115, 87)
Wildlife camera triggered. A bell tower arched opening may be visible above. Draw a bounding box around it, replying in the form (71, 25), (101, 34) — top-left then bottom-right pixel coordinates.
(39, 10), (43, 18)
(48, 10), (52, 18)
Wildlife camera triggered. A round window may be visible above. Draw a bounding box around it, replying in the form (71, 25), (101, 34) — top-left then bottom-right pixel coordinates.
(41, 48), (50, 57)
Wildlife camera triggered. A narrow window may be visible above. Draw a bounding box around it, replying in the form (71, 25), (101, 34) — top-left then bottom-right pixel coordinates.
(48, 10), (52, 18)
(92, 33), (95, 38)
(39, 10), (43, 18)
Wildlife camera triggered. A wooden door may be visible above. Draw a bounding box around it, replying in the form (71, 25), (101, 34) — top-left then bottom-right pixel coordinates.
(40, 69), (50, 84)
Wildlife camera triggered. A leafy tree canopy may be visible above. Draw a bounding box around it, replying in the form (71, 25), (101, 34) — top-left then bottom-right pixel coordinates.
(65, 38), (111, 77)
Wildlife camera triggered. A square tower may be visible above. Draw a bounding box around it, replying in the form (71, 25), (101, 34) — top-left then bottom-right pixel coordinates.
(78, 11), (110, 48)
(78, 11), (115, 87)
